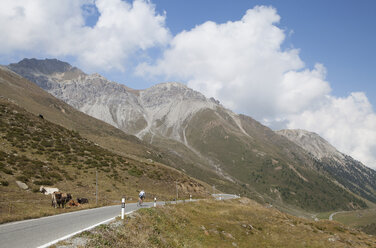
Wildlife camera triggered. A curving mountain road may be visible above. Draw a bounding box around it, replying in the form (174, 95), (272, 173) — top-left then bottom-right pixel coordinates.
(0, 194), (238, 248)
(329, 211), (346, 221)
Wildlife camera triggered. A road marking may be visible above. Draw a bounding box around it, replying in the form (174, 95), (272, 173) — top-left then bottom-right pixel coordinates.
(37, 210), (135, 248)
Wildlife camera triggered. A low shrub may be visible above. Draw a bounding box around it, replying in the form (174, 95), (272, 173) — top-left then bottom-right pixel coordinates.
(16, 175), (28, 183)
(1, 167), (13, 175)
(34, 179), (53, 186)
(1, 180), (9, 186)
(128, 167), (143, 177)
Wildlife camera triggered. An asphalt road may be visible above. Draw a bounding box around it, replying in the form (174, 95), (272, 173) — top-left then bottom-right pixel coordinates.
(212, 193), (240, 200)
(329, 211), (346, 221)
(0, 194), (238, 248)
(0, 201), (158, 248)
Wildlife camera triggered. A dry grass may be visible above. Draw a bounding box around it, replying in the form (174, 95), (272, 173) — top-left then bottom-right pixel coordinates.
(0, 99), (210, 224)
(61, 198), (376, 248)
(333, 208), (376, 226)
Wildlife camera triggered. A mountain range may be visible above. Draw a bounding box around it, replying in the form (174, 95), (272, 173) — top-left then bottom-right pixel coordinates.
(4, 58), (376, 212)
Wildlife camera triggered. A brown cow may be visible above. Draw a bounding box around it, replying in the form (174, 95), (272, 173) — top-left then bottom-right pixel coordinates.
(67, 199), (80, 207)
(52, 192), (72, 208)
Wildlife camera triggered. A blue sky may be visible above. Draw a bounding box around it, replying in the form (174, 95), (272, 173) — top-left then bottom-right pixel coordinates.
(138, 0), (376, 107)
(0, 0), (375, 168)
(54, 0), (376, 107)
(1, 0), (375, 106)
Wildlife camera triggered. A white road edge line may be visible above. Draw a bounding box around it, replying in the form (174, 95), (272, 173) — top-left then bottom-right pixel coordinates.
(37, 210), (135, 248)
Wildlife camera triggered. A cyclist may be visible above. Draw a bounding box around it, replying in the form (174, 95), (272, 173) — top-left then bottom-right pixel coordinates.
(138, 190), (145, 206)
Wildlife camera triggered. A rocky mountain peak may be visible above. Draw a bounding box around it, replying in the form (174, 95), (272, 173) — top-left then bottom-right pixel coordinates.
(9, 58), (73, 75)
(151, 81), (188, 89)
(277, 129), (344, 160)
(144, 82), (203, 97)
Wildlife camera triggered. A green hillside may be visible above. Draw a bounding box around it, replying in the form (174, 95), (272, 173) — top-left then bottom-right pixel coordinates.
(185, 109), (367, 212)
(0, 99), (209, 223)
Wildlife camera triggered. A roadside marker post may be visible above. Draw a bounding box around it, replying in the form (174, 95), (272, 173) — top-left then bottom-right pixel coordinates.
(121, 198), (125, 220)
(154, 197), (157, 207)
(190, 194), (192, 202)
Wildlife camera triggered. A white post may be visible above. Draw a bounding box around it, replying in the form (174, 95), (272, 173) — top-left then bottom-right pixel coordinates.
(190, 194), (192, 202)
(219, 195), (222, 200)
(96, 169), (98, 206)
(121, 198), (125, 220)
(154, 197), (157, 207)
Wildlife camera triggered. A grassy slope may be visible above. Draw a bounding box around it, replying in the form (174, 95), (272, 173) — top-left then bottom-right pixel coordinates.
(185, 108), (367, 212)
(330, 206), (376, 235)
(0, 99), (209, 223)
(0, 67), (204, 178)
(143, 132), (244, 196)
(0, 67), (144, 156)
(58, 198), (376, 248)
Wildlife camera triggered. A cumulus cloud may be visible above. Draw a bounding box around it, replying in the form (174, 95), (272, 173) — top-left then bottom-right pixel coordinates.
(1, 2), (375, 169)
(0, 0), (170, 71)
(137, 5), (376, 169)
(287, 93), (376, 168)
(137, 6), (328, 119)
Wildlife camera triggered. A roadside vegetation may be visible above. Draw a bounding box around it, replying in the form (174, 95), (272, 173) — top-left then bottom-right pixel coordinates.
(0, 100), (209, 223)
(56, 198), (376, 248)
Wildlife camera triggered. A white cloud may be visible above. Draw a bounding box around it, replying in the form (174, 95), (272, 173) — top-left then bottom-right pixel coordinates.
(137, 6), (326, 120)
(137, 5), (376, 169)
(1, 2), (375, 169)
(0, 0), (170, 71)
(287, 93), (376, 168)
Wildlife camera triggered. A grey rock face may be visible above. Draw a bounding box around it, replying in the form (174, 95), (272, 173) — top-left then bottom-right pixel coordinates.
(277, 129), (344, 161)
(13, 58), (72, 74)
(8, 58), (84, 90)
(7, 59), (222, 142)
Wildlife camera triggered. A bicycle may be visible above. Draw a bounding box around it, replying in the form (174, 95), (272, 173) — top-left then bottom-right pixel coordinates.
(137, 190), (145, 207)
(137, 196), (144, 207)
